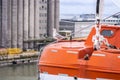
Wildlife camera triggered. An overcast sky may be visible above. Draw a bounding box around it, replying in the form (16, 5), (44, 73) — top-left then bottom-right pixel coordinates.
(60, 0), (120, 18)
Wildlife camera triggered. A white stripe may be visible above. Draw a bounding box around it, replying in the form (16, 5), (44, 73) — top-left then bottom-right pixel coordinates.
(92, 53), (106, 57)
(43, 72), (48, 74)
(96, 78), (112, 80)
(67, 51), (78, 54)
(40, 73), (93, 80)
(39, 73), (112, 80)
(51, 49), (58, 53)
(118, 56), (120, 58)
(58, 73), (68, 76)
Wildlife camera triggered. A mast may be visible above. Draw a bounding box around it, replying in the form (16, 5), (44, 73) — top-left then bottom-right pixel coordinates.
(92, 0), (110, 50)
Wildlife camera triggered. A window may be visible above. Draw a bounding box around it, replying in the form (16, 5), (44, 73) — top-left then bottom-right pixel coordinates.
(44, 34), (47, 37)
(101, 30), (114, 37)
(42, 6), (44, 9)
(45, 0), (47, 3)
(39, 34), (43, 37)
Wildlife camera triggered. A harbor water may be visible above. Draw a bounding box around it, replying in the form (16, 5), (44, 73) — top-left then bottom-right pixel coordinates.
(0, 62), (38, 80)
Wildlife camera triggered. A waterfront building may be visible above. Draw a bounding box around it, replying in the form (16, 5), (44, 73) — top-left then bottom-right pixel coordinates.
(60, 19), (93, 38)
(72, 14), (95, 21)
(60, 14), (120, 38)
(0, 0), (59, 49)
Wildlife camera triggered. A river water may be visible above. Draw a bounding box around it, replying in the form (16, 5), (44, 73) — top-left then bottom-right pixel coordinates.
(0, 63), (38, 80)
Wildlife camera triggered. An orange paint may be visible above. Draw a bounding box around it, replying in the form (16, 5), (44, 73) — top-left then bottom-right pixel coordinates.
(38, 25), (120, 80)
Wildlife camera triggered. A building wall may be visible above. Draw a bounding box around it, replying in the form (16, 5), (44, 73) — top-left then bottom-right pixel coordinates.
(60, 21), (75, 31)
(39, 0), (48, 38)
(23, 0), (29, 49)
(47, 0), (59, 37)
(0, 0), (2, 46)
(7, 0), (12, 48)
(54, 0), (59, 31)
(29, 0), (34, 48)
(2, 0), (8, 48)
(0, 0), (59, 49)
(34, 0), (39, 40)
(47, 0), (54, 37)
(11, 0), (18, 48)
(17, 0), (23, 49)
(59, 20), (93, 38)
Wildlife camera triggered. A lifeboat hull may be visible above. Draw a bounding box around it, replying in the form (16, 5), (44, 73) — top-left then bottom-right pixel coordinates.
(38, 25), (120, 80)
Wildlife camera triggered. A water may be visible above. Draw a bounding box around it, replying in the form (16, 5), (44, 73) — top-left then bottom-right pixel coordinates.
(0, 63), (38, 80)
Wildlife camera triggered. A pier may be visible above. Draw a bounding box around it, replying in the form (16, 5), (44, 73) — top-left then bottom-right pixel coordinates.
(0, 50), (39, 66)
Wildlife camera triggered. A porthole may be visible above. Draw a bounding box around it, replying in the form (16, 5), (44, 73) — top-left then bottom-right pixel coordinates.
(101, 30), (114, 37)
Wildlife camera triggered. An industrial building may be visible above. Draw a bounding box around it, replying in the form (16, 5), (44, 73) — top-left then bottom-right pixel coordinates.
(60, 13), (120, 38)
(59, 19), (93, 38)
(0, 0), (59, 49)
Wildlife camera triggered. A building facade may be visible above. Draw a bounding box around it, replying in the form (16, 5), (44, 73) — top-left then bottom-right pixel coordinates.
(0, 0), (59, 49)
(60, 14), (120, 38)
(60, 20), (93, 38)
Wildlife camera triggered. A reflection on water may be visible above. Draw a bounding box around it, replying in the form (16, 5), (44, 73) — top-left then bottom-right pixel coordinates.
(0, 63), (38, 80)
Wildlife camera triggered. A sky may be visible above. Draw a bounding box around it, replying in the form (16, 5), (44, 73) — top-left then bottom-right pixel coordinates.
(60, 0), (120, 19)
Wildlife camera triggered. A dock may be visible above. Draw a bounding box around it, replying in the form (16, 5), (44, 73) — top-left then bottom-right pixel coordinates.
(0, 51), (39, 66)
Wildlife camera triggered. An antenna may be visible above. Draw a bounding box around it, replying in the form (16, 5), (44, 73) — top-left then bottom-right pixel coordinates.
(96, 0), (100, 16)
(96, 0), (104, 21)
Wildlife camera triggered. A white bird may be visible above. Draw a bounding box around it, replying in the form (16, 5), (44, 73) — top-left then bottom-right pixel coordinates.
(53, 28), (65, 41)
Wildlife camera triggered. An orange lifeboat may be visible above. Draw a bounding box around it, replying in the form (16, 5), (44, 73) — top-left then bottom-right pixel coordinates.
(38, 25), (120, 80)
(38, 0), (120, 79)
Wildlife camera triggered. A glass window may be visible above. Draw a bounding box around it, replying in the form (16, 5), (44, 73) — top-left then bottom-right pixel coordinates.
(42, 6), (44, 9)
(101, 30), (114, 37)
